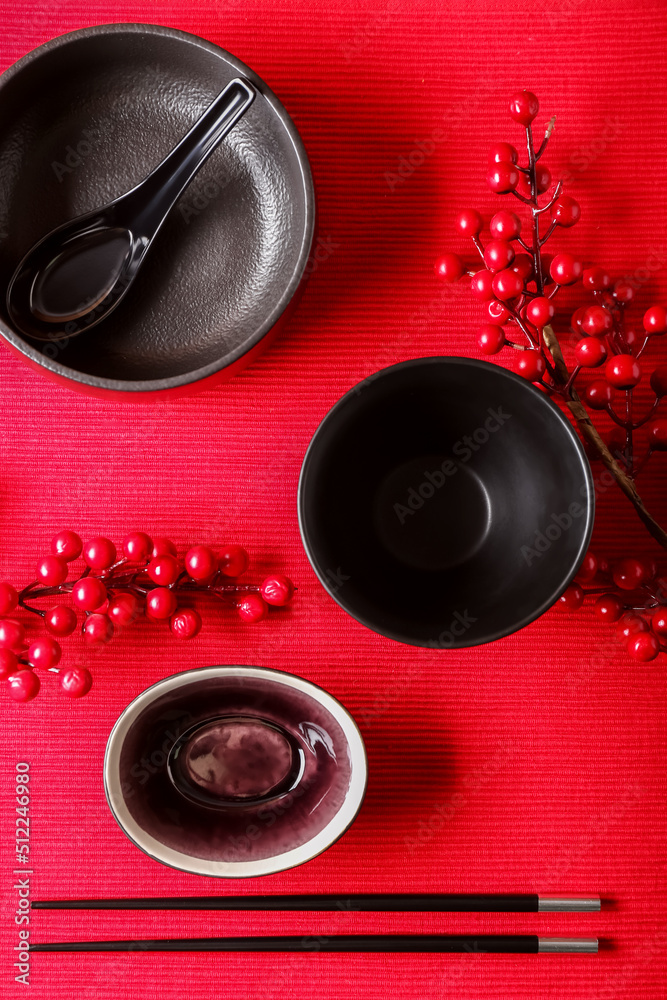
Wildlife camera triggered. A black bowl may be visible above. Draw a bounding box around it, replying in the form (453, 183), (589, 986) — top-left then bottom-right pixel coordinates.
(0, 24), (314, 398)
(298, 357), (594, 648)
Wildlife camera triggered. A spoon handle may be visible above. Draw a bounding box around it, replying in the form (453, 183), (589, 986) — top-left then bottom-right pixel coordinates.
(122, 77), (255, 233)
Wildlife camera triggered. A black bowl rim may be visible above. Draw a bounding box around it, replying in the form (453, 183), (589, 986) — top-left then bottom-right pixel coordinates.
(298, 356), (595, 649)
(103, 664), (368, 878)
(0, 23), (315, 393)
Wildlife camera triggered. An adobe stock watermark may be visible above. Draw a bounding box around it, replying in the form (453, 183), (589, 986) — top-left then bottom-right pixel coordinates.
(178, 167), (233, 223)
(393, 405), (512, 526)
(226, 777), (314, 853)
(321, 566), (350, 595)
(427, 608), (478, 649)
(38, 272), (133, 361)
(520, 501), (588, 566)
(384, 74), (498, 192)
(51, 128), (100, 183)
(304, 234), (340, 276)
(560, 116), (625, 187)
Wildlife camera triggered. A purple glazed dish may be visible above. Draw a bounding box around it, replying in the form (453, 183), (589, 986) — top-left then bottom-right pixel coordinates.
(104, 666), (367, 877)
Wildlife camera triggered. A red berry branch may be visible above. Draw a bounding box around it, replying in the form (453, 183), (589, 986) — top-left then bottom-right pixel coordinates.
(436, 89), (667, 660)
(0, 531), (295, 702)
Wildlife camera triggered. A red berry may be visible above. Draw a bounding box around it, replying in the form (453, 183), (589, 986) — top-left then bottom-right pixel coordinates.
(7, 670), (40, 702)
(489, 210), (521, 241)
(148, 554), (180, 586)
(185, 545), (217, 581)
(488, 142), (518, 165)
(613, 280), (635, 304)
(647, 418), (667, 450)
(492, 268), (523, 301)
(51, 530), (82, 562)
(470, 269), (494, 301)
(550, 253), (582, 285)
(558, 583), (584, 610)
(72, 576), (107, 612)
(550, 195), (580, 228)
(28, 637), (62, 669)
(108, 592), (141, 627)
(454, 209), (483, 236)
(477, 324), (505, 355)
(237, 594), (269, 623)
(576, 551), (598, 583)
(261, 575), (295, 606)
(594, 593), (624, 623)
(623, 328), (640, 352)
(146, 588), (178, 620)
(526, 296), (555, 328)
(627, 631), (660, 662)
(484, 240), (515, 272)
(582, 266), (611, 292)
(585, 380), (613, 410)
(511, 254), (534, 282)
(484, 299), (511, 325)
(0, 619), (25, 650)
(643, 305), (667, 335)
(60, 666), (93, 698)
(650, 366), (667, 397)
(575, 338), (607, 368)
(0, 582), (18, 615)
(0, 648), (19, 679)
(651, 608), (667, 637)
(434, 253), (465, 282)
(613, 558), (650, 591)
(571, 307), (589, 335)
(617, 613), (649, 641)
(517, 351), (546, 382)
(508, 90), (539, 126)
(152, 537), (177, 558)
(83, 537), (117, 571)
(581, 305), (613, 337)
(83, 613), (114, 645)
(218, 545), (249, 578)
(45, 604), (77, 637)
(123, 531), (153, 562)
(486, 161), (520, 194)
(533, 164), (551, 193)
(36, 554), (68, 586)
(170, 608), (202, 639)
(638, 557), (658, 581)
(605, 355), (641, 389)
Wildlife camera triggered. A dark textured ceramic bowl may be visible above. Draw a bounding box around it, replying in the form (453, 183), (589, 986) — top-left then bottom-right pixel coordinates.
(0, 24), (315, 399)
(104, 666), (367, 877)
(298, 357), (594, 648)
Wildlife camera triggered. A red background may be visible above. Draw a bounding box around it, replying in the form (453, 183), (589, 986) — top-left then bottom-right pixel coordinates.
(1, 1), (667, 997)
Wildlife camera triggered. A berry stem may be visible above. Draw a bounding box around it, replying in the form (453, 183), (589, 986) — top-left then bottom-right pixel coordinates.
(541, 322), (667, 549)
(524, 124), (545, 294)
(535, 115), (556, 159)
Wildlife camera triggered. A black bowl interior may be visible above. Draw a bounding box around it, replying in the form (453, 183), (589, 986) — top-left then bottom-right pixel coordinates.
(299, 357), (594, 648)
(0, 25), (313, 388)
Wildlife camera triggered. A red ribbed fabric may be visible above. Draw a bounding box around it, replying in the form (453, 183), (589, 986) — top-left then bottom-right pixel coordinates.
(1, 3), (666, 998)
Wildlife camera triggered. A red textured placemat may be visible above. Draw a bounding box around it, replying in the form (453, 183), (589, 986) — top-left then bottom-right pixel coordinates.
(1, 2), (667, 998)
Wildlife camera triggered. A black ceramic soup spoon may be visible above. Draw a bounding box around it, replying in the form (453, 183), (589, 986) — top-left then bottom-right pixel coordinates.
(6, 77), (255, 341)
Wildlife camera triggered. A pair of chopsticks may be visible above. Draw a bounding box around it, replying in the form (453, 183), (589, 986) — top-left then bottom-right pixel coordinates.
(30, 894), (600, 953)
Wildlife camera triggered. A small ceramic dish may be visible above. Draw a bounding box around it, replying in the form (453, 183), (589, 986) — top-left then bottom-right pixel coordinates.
(0, 24), (315, 398)
(298, 357), (594, 648)
(104, 666), (367, 877)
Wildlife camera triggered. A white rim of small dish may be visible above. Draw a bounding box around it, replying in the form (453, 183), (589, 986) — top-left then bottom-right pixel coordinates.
(104, 665), (368, 877)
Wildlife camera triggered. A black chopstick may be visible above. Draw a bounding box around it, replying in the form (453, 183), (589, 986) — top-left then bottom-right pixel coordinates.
(30, 934), (598, 954)
(31, 893), (600, 912)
